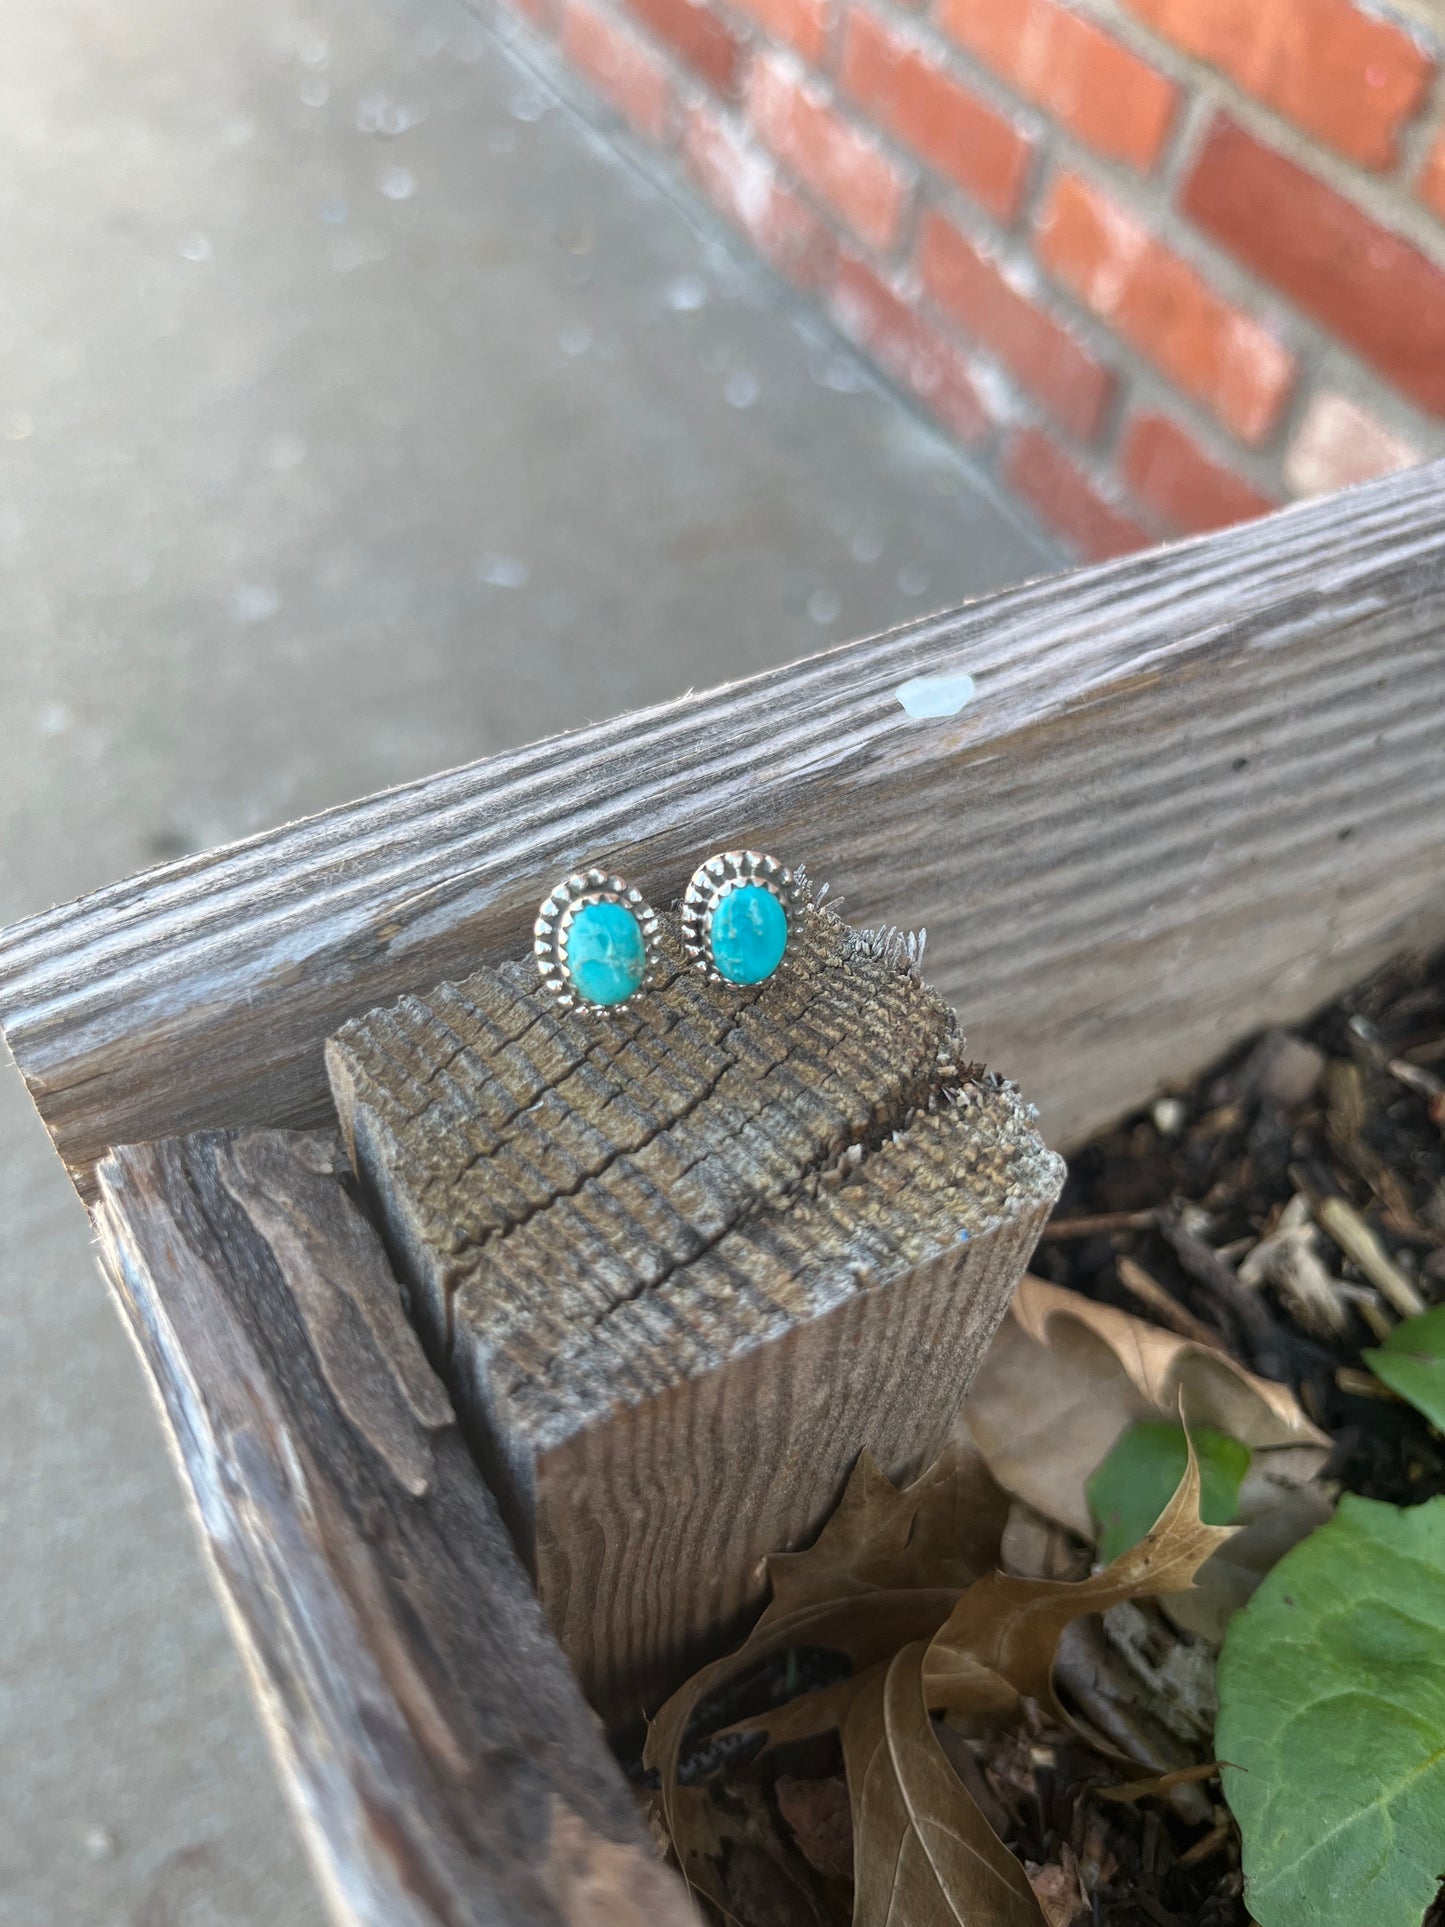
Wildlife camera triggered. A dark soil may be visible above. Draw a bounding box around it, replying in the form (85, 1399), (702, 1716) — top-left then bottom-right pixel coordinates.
(1035, 947), (1445, 1508)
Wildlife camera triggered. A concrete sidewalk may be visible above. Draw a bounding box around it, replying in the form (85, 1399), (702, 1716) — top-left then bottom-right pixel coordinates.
(0, 0), (1056, 1919)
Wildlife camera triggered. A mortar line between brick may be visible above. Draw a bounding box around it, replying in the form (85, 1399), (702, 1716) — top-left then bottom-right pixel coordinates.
(486, 0), (1445, 549)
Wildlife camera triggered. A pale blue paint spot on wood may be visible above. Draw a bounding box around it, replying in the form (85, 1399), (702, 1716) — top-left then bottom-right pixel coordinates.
(895, 670), (976, 719)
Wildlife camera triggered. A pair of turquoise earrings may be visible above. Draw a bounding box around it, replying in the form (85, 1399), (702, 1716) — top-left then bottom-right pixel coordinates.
(534, 850), (801, 1011)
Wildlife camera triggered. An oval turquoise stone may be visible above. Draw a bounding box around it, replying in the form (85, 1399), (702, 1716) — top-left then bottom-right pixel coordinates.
(710, 883), (789, 985)
(564, 899), (646, 1006)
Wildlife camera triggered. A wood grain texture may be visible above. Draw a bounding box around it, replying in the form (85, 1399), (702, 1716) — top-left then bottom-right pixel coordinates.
(328, 902), (1064, 1718)
(93, 1128), (694, 1927)
(4, 462), (1445, 1197)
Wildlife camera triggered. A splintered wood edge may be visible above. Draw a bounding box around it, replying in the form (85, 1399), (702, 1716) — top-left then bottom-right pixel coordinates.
(2, 462), (1444, 1197)
(91, 1127), (693, 1927)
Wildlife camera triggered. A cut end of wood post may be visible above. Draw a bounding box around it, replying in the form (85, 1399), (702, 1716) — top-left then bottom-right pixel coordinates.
(327, 896), (1065, 1720)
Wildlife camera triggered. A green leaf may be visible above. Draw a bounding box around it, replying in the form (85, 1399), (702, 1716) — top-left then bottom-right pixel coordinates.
(1086, 1421), (1250, 1563)
(1365, 1304), (1445, 1432)
(1216, 1494), (1445, 1927)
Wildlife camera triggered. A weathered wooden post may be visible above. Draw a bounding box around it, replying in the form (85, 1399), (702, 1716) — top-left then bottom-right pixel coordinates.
(328, 896), (1064, 1716)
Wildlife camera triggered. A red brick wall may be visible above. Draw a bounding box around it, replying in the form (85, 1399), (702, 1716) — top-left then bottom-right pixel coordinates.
(505, 0), (1445, 557)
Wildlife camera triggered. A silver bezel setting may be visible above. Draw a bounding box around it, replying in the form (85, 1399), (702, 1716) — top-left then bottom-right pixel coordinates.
(680, 850), (802, 984)
(534, 870), (659, 1011)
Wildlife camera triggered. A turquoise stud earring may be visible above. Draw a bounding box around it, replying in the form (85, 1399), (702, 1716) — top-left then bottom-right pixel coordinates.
(681, 851), (801, 986)
(534, 869), (659, 1010)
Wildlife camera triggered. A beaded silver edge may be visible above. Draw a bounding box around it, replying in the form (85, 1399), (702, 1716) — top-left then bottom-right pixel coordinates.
(533, 869), (660, 1011)
(679, 850), (803, 983)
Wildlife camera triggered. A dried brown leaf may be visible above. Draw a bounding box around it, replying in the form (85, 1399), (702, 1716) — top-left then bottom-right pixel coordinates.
(966, 1278), (1326, 1538)
(654, 1787), (747, 1924)
(644, 1439), (1007, 1883)
(840, 1450), (1231, 1927)
(843, 1647), (1045, 1927)
(1026, 1851), (1091, 1927)
(652, 1428), (1232, 1927)
(1170, 1452), (1335, 1640)
(928, 1444), (1233, 1727)
(963, 1289), (1151, 1537)
(962, 1277), (1330, 1637)
(776, 1776), (854, 1881)
(998, 1502), (1092, 1583)
(767, 1435), (1011, 1610)
(673, 1782), (844, 1927)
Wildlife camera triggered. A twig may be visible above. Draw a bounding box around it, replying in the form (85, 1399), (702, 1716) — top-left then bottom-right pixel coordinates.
(1176, 1824), (1232, 1869)
(1387, 1057), (1445, 1104)
(1040, 1211), (1156, 1241)
(1155, 1207), (1284, 1365)
(1331, 1283), (1396, 1343)
(1387, 1057), (1445, 1132)
(1098, 1762), (1222, 1806)
(1115, 1257), (1226, 1350)
(1235, 1195), (1352, 1340)
(1290, 1166), (1427, 1319)
(1336, 1367), (1401, 1402)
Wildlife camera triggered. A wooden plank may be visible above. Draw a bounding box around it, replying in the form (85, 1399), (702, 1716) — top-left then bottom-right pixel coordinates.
(5, 462), (1445, 1197)
(93, 1127), (694, 1927)
(327, 900), (1064, 1718)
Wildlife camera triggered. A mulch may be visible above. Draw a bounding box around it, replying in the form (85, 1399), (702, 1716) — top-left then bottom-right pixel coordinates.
(1014, 944), (1445, 1923)
(646, 946), (1445, 1925)
(1036, 946), (1445, 1508)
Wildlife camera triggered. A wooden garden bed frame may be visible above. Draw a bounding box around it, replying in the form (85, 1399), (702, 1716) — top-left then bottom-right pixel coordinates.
(3, 461), (1444, 1925)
